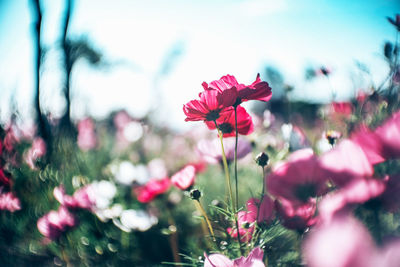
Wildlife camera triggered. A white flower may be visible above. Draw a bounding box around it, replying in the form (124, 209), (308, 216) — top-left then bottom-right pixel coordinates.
(147, 158), (168, 180)
(95, 204), (123, 222)
(114, 209), (158, 232)
(123, 121), (143, 142)
(90, 180), (117, 209)
(111, 161), (150, 185)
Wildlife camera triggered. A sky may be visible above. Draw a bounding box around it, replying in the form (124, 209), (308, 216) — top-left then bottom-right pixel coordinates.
(0, 0), (399, 130)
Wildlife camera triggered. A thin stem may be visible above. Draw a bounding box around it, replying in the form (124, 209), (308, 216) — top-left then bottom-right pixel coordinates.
(233, 107), (243, 255)
(256, 166), (266, 222)
(166, 207), (181, 264)
(214, 121), (234, 210)
(195, 200), (216, 242)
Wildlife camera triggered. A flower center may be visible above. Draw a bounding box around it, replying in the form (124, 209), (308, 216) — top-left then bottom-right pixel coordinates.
(294, 183), (317, 202)
(205, 110), (220, 121)
(218, 123), (233, 134)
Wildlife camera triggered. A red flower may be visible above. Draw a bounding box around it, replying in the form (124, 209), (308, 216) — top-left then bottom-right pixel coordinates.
(202, 74), (272, 105)
(183, 89), (236, 122)
(133, 177), (171, 203)
(0, 169), (11, 187)
(205, 105), (254, 137)
(171, 164), (196, 190)
(331, 101), (353, 117)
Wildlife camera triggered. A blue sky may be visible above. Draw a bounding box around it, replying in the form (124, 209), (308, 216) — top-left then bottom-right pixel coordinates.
(0, 0), (399, 130)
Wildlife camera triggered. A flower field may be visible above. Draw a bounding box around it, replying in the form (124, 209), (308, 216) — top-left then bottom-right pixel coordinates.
(1, 4), (400, 267)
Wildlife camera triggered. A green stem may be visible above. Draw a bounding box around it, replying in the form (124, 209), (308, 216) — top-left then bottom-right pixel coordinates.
(233, 107), (243, 255)
(256, 166), (266, 222)
(195, 200), (216, 242)
(214, 121), (234, 210)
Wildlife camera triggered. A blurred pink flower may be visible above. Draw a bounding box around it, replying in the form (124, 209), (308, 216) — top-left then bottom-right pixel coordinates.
(320, 140), (374, 187)
(202, 74), (272, 105)
(227, 210), (256, 242)
(37, 206), (77, 241)
(318, 178), (386, 223)
(351, 125), (385, 165)
(374, 110), (400, 160)
(267, 149), (328, 204)
(204, 247), (265, 267)
(171, 164), (196, 190)
(303, 214), (377, 267)
(133, 177), (171, 203)
(77, 118), (97, 151)
(205, 105), (254, 137)
(246, 196), (275, 224)
(196, 137), (252, 165)
(275, 198), (318, 230)
(25, 137), (46, 169)
(0, 191), (21, 212)
(54, 185), (95, 211)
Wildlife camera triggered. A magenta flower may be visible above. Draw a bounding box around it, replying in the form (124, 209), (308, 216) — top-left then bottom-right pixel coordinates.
(0, 191), (21, 212)
(320, 139), (374, 187)
(275, 198), (318, 230)
(267, 149), (329, 204)
(204, 247), (265, 267)
(303, 214), (377, 267)
(202, 74), (272, 105)
(37, 206), (77, 241)
(183, 89), (236, 122)
(133, 177), (171, 203)
(206, 105), (254, 137)
(331, 102), (353, 118)
(246, 196), (275, 224)
(227, 210), (256, 242)
(351, 125), (385, 165)
(77, 117), (97, 151)
(318, 178), (386, 223)
(374, 110), (400, 160)
(0, 169), (11, 187)
(53, 185), (95, 211)
(171, 164), (196, 190)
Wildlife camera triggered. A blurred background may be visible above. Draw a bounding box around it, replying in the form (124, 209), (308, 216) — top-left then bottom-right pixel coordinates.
(0, 0), (399, 130)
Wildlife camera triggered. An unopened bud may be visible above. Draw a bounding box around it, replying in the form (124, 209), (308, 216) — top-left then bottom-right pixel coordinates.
(255, 152), (269, 167)
(189, 189), (202, 200)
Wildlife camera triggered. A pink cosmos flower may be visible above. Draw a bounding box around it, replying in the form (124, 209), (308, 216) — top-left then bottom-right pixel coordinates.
(133, 177), (171, 203)
(196, 137), (252, 165)
(37, 206), (77, 241)
(77, 117), (97, 151)
(351, 125), (385, 165)
(25, 137), (46, 169)
(227, 210), (256, 242)
(204, 247), (265, 267)
(202, 74), (272, 105)
(171, 164), (196, 190)
(205, 105), (254, 138)
(0, 191), (21, 212)
(303, 214), (378, 267)
(246, 196), (275, 224)
(374, 110), (400, 160)
(267, 149), (329, 204)
(183, 89), (237, 122)
(53, 185), (95, 210)
(320, 139), (374, 187)
(318, 178), (386, 223)
(275, 198), (318, 230)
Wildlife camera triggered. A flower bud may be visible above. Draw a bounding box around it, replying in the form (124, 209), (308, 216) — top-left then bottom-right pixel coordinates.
(255, 152), (269, 167)
(189, 189), (202, 200)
